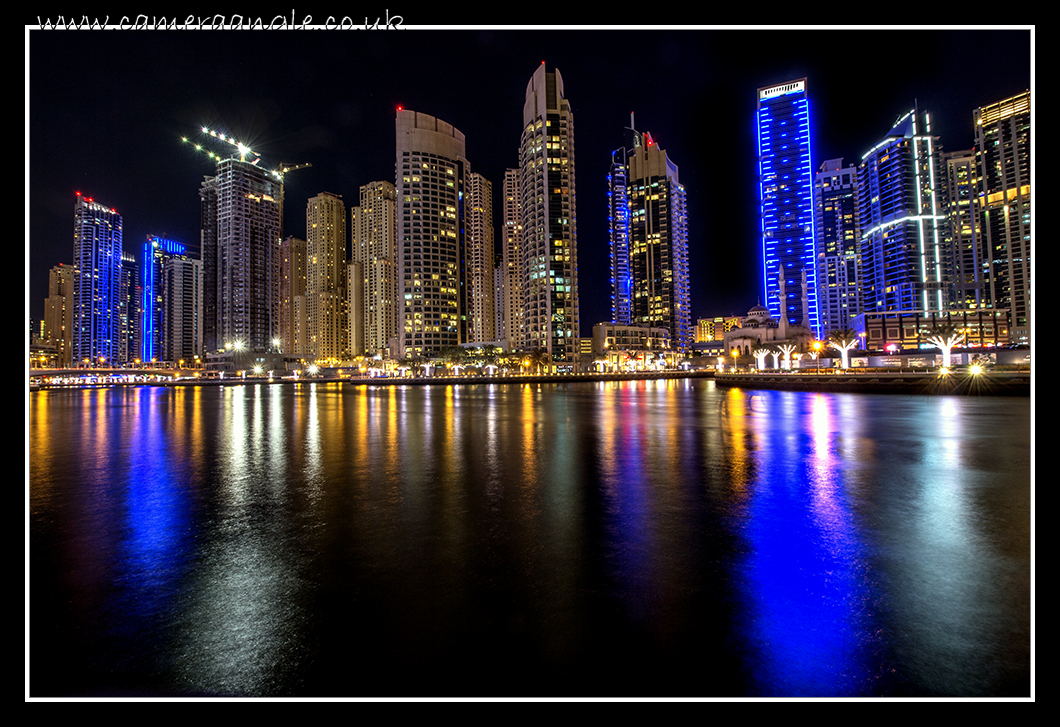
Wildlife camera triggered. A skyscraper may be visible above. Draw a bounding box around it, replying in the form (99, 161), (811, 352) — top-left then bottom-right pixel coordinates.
(162, 255), (203, 366)
(520, 63), (579, 363)
(395, 109), (467, 359)
(44, 264), (74, 367)
(72, 193), (123, 366)
(119, 250), (139, 366)
(350, 180), (397, 358)
(942, 149), (984, 310)
(756, 78), (820, 337)
(975, 90), (1030, 344)
(200, 157), (283, 354)
(465, 171), (496, 344)
(501, 168), (524, 350)
(306, 191), (348, 361)
(141, 236), (191, 364)
(608, 130), (634, 327)
(279, 235), (308, 357)
(620, 129), (691, 352)
(857, 106), (947, 314)
(814, 159), (861, 333)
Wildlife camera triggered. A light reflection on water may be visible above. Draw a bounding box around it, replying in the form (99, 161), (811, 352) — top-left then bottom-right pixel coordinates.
(29, 381), (1031, 697)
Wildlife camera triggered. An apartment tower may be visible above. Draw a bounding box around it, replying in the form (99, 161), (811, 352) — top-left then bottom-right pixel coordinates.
(396, 109), (467, 359)
(306, 191), (348, 361)
(279, 236), (308, 357)
(350, 180), (398, 358)
(501, 168), (524, 350)
(519, 63), (579, 363)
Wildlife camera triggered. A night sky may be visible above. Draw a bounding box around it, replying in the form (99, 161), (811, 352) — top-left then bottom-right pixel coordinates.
(26, 24), (1032, 338)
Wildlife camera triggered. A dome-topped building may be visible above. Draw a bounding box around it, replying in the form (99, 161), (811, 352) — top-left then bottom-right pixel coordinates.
(723, 278), (815, 359)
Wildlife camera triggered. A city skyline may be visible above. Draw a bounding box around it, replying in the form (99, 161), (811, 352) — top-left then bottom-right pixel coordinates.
(27, 26), (1033, 339)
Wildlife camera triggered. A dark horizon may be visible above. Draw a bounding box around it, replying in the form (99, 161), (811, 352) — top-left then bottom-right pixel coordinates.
(27, 26), (1033, 338)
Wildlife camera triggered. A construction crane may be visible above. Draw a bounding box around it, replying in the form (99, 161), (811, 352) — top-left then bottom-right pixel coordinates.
(182, 125), (310, 181)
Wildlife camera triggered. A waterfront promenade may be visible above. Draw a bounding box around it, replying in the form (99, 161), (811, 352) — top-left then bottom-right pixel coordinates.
(31, 366), (1030, 395)
(714, 368), (1030, 396)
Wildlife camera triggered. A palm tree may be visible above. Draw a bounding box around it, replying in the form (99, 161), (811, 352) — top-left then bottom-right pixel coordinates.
(524, 347), (550, 375)
(827, 328), (859, 370)
(924, 322), (965, 368)
(753, 348), (771, 370)
(778, 343), (797, 370)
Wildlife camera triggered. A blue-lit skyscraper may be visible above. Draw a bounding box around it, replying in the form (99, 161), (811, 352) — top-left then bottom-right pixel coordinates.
(72, 192), (123, 366)
(857, 106), (946, 314)
(756, 78), (820, 337)
(141, 236), (190, 364)
(608, 121), (637, 326)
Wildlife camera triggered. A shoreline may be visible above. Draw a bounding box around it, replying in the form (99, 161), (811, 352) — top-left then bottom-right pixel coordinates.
(31, 367), (1031, 395)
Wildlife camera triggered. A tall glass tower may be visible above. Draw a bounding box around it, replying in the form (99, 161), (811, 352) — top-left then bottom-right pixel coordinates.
(756, 78), (820, 337)
(72, 193), (123, 366)
(520, 63), (579, 363)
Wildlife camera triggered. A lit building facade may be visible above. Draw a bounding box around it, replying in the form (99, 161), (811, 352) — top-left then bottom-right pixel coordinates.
(591, 322), (672, 370)
(857, 106), (947, 315)
(852, 308), (1010, 352)
(520, 63), (579, 363)
(975, 90), (1031, 344)
(306, 191), (348, 361)
(72, 193), (123, 366)
(814, 159), (861, 334)
(756, 78), (820, 337)
(200, 157), (283, 354)
(350, 180), (398, 358)
(396, 109), (467, 359)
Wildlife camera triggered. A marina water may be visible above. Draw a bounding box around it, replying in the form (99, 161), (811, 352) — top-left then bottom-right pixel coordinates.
(28, 379), (1032, 697)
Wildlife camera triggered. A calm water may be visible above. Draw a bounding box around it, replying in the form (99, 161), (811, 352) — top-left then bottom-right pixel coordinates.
(28, 379), (1032, 698)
